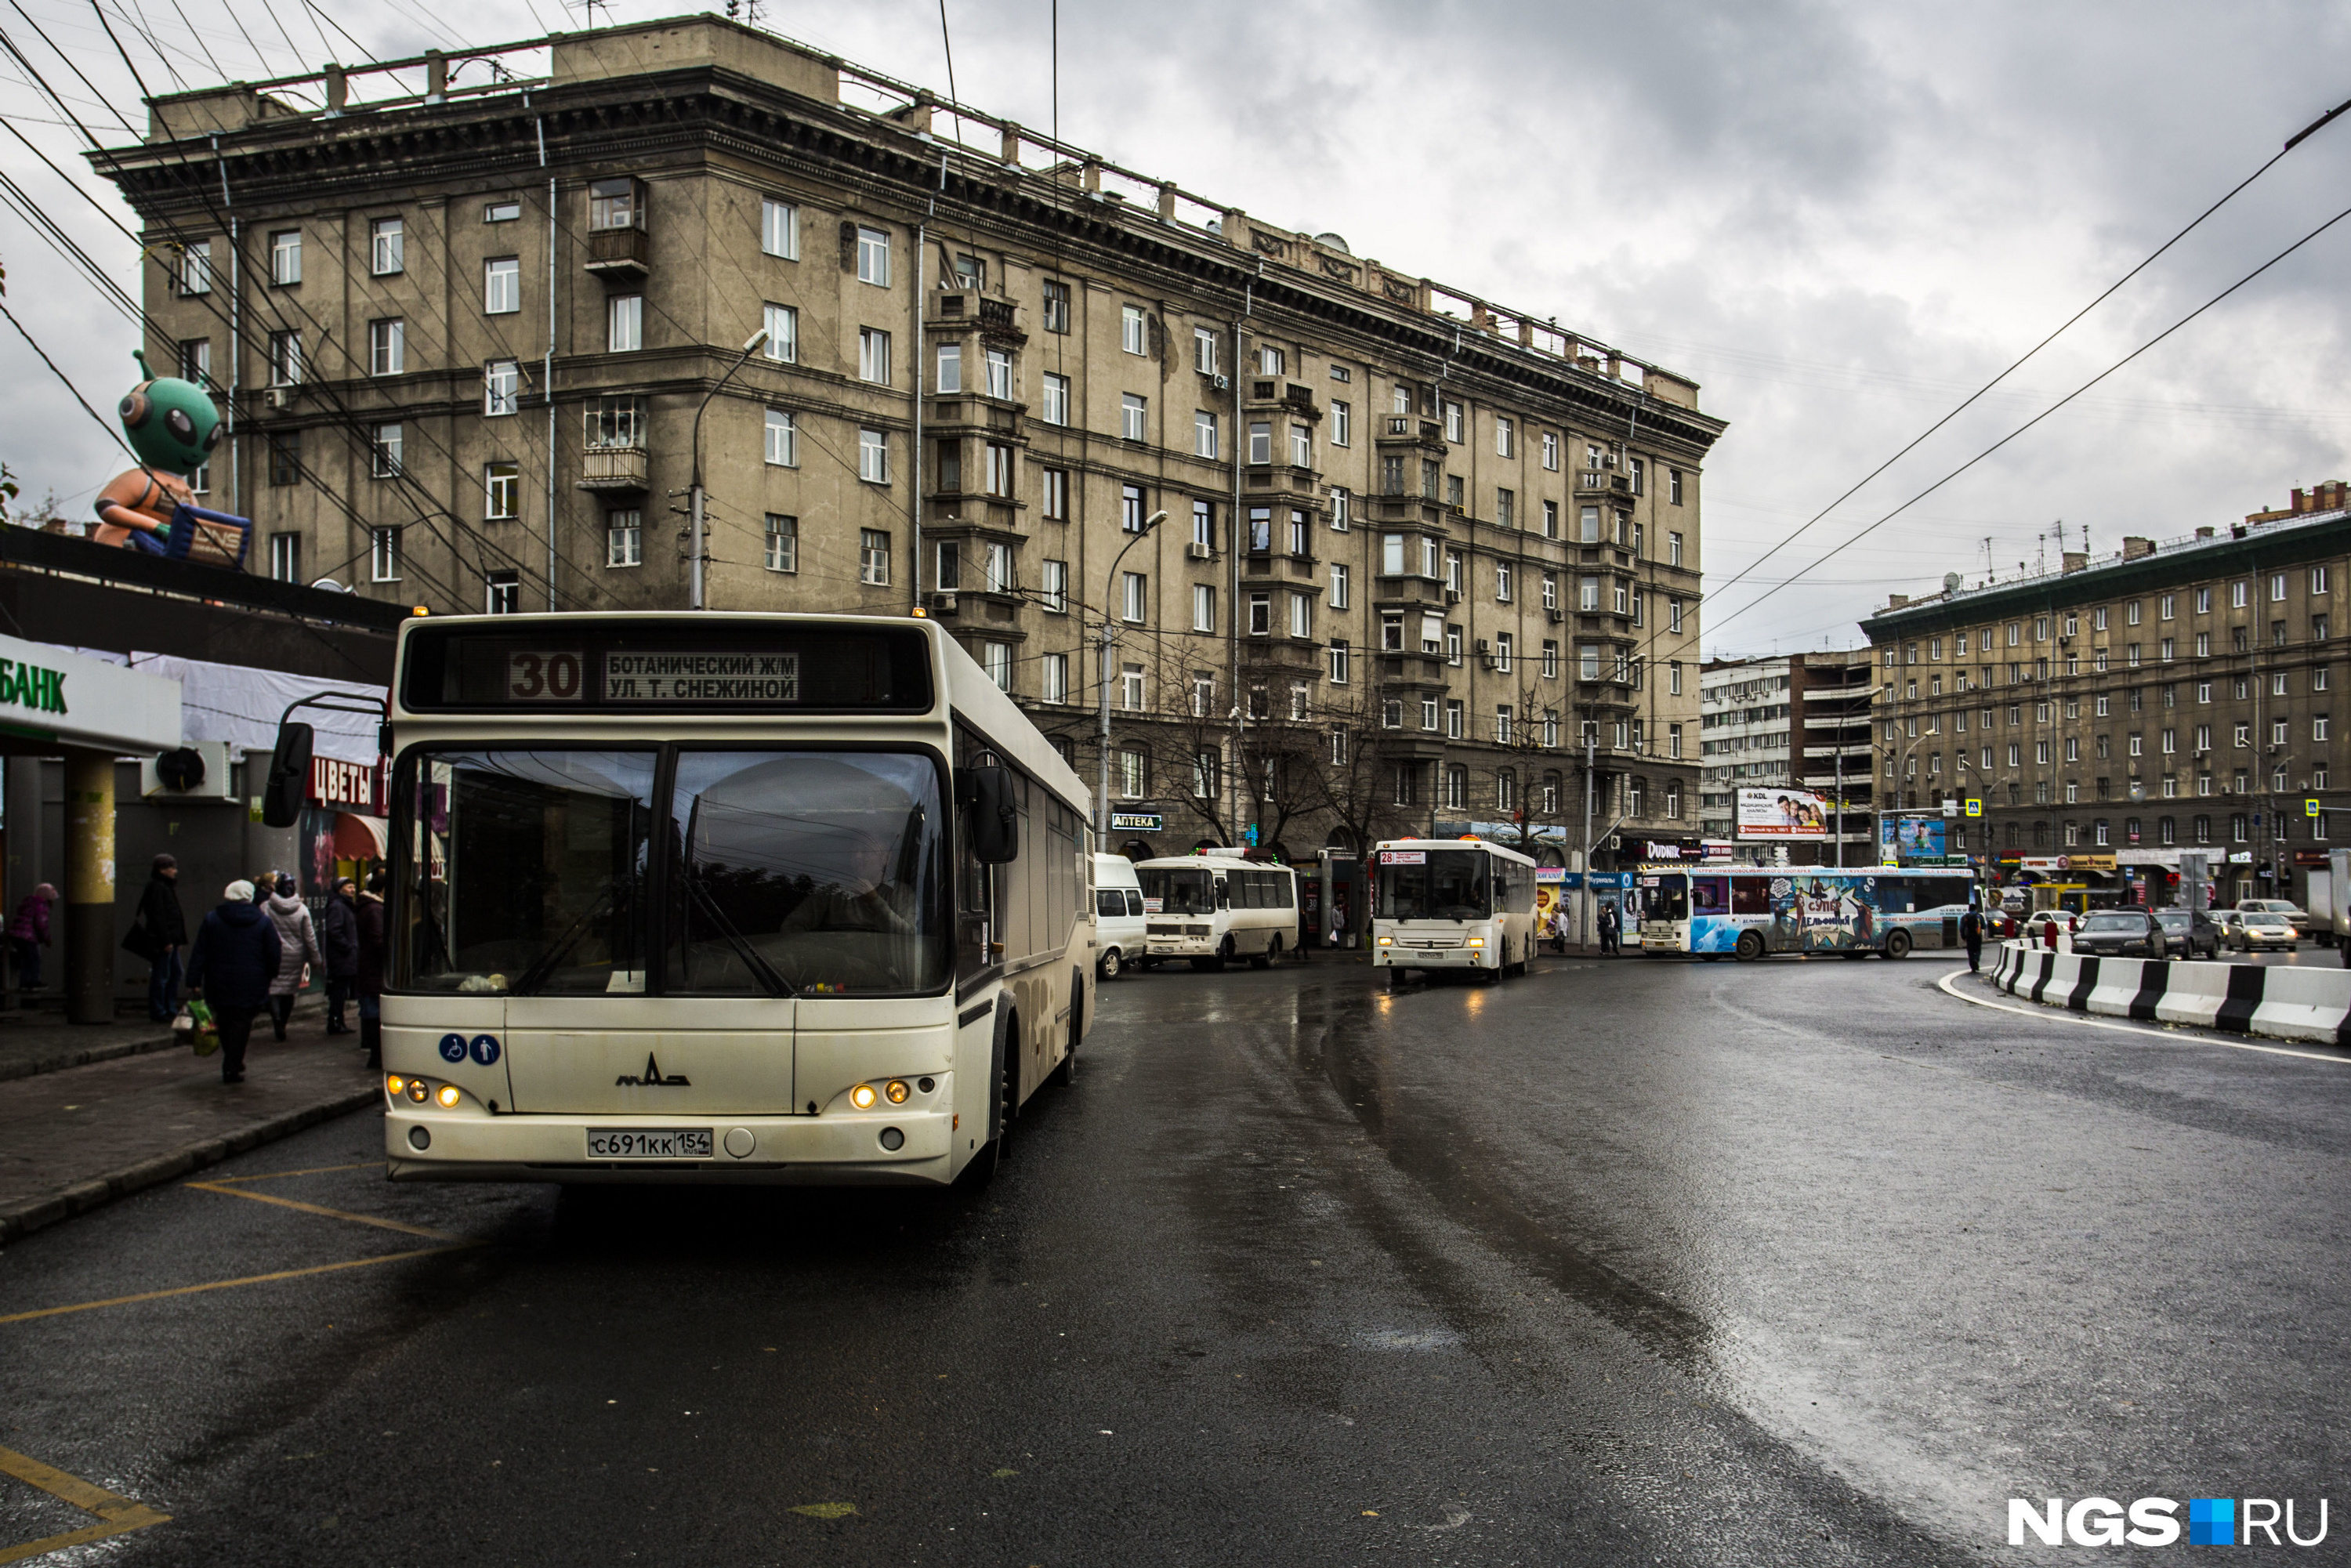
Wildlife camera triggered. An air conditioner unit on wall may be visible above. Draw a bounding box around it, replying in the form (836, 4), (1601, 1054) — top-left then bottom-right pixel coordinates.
(1186, 541), (1212, 561)
(140, 741), (236, 801)
(264, 386), (294, 411)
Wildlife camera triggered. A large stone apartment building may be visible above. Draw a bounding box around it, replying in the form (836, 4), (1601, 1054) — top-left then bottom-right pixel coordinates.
(1864, 482), (2351, 907)
(95, 15), (1724, 865)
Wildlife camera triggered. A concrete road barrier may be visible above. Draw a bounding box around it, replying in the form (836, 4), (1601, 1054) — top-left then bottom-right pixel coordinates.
(1984, 940), (2350, 1047)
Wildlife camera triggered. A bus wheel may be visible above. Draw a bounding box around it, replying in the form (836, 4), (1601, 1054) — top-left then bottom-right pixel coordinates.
(1734, 931), (1766, 963)
(1883, 929), (1912, 959)
(1099, 947), (1122, 981)
(1251, 936), (1279, 971)
(1213, 936), (1235, 972)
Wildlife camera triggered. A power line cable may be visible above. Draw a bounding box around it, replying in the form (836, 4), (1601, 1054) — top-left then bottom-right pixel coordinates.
(1704, 115), (2342, 614)
(1709, 192), (2351, 636)
(0, 295), (136, 458)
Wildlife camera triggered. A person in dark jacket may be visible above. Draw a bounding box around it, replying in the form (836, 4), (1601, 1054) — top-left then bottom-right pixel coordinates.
(185, 880), (286, 1084)
(320, 877), (360, 1034)
(1597, 901), (1621, 956)
(355, 869), (387, 1069)
(135, 854), (188, 1022)
(1960, 906), (1985, 972)
(6, 882), (56, 1004)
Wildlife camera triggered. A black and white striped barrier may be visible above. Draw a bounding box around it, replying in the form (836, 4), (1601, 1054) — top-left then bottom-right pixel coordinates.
(1987, 940), (2351, 1046)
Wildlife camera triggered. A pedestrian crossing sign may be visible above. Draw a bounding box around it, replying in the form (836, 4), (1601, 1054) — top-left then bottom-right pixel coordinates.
(2308, 798), (2321, 818)
(1964, 798), (1983, 817)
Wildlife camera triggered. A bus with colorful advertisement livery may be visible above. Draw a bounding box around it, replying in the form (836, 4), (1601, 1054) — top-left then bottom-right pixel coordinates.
(1637, 866), (1976, 961)
(266, 613), (1096, 1188)
(1371, 838), (1540, 979)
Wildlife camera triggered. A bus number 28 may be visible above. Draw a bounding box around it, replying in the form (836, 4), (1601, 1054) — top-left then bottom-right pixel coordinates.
(505, 651), (585, 701)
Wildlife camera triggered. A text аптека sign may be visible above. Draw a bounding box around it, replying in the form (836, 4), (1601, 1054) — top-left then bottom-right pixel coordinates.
(603, 651), (801, 703)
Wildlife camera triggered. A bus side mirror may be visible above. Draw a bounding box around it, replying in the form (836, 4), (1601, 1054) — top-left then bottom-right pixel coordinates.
(260, 722), (314, 828)
(960, 766), (1018, 864)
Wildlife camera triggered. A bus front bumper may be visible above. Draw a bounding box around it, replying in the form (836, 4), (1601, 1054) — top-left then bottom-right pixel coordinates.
(1147, 928), (1217, 956)
(1374, 942), (1493, 969)
(383, 1106), (958, 1186)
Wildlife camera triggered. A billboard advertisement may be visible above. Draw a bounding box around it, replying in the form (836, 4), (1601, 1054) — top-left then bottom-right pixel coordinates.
(1882, 816), (1947, 863)
(1735, 787), (1830, 840)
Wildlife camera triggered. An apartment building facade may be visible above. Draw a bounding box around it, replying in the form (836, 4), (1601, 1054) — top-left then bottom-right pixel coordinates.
(1863, 483), (2351, 906)
(96, 16), (1723, 864)
(1697, 651), (1873, 864)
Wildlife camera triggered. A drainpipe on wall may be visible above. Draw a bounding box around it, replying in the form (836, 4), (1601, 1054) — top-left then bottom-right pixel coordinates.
(540, 114), (556, 610)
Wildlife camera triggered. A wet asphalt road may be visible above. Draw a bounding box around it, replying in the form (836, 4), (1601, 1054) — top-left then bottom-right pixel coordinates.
(2, 952), (2348, 1566)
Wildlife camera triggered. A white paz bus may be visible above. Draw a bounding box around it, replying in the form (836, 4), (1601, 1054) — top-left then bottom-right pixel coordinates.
(263, 613), (1094, 1187)
(1137, 853), (1299, 969)
(1371, 838), (1539, 980)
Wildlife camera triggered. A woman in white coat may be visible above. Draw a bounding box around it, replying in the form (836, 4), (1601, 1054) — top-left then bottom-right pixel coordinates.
(261, 874), (322, 1041)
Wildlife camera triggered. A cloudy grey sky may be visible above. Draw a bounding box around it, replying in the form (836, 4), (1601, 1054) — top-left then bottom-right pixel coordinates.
(5, 0), (2350, 654)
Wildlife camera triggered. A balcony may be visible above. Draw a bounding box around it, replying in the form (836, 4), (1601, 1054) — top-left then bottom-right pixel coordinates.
(1242, 551), (1317, 582)
(1371, 574), (1447, 610)
(1243, 637), (1324, 679)
(584, 226), (650, 279)
(1376, 649), (1449, 686)
(1574, 469), (1632, 497)
(577, 444), (647, 491)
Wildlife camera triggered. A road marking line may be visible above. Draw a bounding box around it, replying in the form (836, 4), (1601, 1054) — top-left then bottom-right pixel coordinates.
(0, 1444), (170, 1563)
(201, 1161), (385, 1185)
(0, 1244), (476, 1327)
(1935, 969), (2351, 1064)
(183, 1181), (465, 1242)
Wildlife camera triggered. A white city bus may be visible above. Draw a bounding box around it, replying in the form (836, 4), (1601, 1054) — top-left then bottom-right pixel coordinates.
(295, 613), (1093, 1188)
(1137, 853), (1299, 969)
(1370, 838), (1539, 979)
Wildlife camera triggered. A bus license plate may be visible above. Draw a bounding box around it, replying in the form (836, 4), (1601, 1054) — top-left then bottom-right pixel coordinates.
(588, 1128), (713, 1159)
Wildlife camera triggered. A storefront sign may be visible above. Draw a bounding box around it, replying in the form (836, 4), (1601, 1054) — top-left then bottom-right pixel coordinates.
(1110, 812), (1164, 832)
(0, 633), (179, 752)
(309, 755), (382, 814)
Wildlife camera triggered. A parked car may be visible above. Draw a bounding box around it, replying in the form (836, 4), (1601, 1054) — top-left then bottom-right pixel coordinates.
(1092, 853), (1148, 979)
(2236, 898), (2313, 940)
(2072, 909), (2168, 959)
(2229, 911), (2299, 951)
(2020, 910), (2081, 947)
(2153, 907), (2222, 960)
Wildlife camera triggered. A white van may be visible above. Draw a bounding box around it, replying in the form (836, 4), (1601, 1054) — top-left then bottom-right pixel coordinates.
(1137, 854), (1299, 970)
(1092, 853), (1148, 979)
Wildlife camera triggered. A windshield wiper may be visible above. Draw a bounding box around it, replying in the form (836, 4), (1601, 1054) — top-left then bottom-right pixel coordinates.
(510, 879), (627, 996)
(683, 872), (793, 997)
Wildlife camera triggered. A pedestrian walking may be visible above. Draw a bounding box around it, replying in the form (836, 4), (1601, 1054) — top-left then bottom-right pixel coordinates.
(320, 877), (360, 1034)
(126, 853), (188, 1022)
(1598, 901), (1620, 956)
(1960, 905), (1985, 972)
(185, 880), (284, 1084)
(355, 869), (387, 1070)
(5, 882), (57, 1004)
(262, 874), (321, 1041)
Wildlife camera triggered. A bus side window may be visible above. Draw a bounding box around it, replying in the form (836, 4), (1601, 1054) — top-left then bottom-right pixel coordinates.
(1694, 877), (1726, 913)
(1282, 873), (1297, 910)
(1729, 878), (1771, 916)
(1880, 878), (1916, 915)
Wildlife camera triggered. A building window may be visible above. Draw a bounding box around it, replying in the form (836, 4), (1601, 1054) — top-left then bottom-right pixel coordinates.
(984, 541), (1013, 595)
(1122, 571), (1148, 625)
(370, 423), (403, 478)
(760, 198), (799, 259)
(607, 295), (642, 352)
(985, 348), (1012, 400)
(859, 327), (892, 385)
(484, 359), (520, 417)
(859, 429), (889, 484)
(1118, 748), (1147, 799)
(267, 532), (301, 584)
(1041, 468), (1069, 521)
(935, 541), (962, 592)
(758, 302), (797, 364)
(172, 338), (210, 387)
(1195, 410), (1219, 458)
(984, 443), (1013, 498)
(1039, 653), (1068, 706)
(369, 318), (405, 375)
(1497, 488), (1516, 530)
(1193, 326), (1219, 375)
(269, 228), (301, 285)
(369, 527), (401, 583)
(763, 408), (798, 467)
(484, 462), (521, 521)
(177, 239), (212, 295)
(1444, 400), (1463, 443)
(266, 330), (302, 386)
(266, 431), (299, 487)
(1259, 346), (1286, 375)
(1248, 592), (1271, 636)
(485, 570), (520, 615)
(1328, 639), (1349, 685)
(1122, 394), (1148, 441)
(981, 643), (1012, 691)
(1496, 632), (1514, 672)
(1118, 664), (1145, 710)
(755, 513), (796, 574)
(607, 509), (643, 567)
(1038, 372), (1070, 426)
(1042, 278), (1070, 334)
(370, 216), (403, 276)
(483, 255), (520, 315)
(859, 528), (891, 585)
(1121, 483), (1149, 534)
(1330, 562), (1349, 609)
(1289, 423), (1312, 467)
(857, 226), (890, 285)
(1289, 592), (1312, 639)
(1117, 304), (1147, 355)
(936, 342), (962, 394)
(1331, 400), (1351, 447)
(1192, 583), (1217, 632)
(1495, 415), (1515, 458)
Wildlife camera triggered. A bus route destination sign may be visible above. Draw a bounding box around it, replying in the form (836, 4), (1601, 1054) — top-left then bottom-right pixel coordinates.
(603, 651), (801, 703)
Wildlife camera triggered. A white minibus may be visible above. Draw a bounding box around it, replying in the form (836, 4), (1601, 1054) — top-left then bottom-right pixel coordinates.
(1092, 853), (1147, 979)
(1137, 853), (1299, 970)
(1370, 838), (1539, 980)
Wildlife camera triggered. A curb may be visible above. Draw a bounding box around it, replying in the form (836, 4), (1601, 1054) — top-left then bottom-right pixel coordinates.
(0, 1030), (178, 1084)
(0, 1085), (379, 1247)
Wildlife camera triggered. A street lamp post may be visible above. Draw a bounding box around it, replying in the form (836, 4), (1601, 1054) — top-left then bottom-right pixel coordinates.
(686, 326), (770, 611)
(1097, 511), (1167, 846)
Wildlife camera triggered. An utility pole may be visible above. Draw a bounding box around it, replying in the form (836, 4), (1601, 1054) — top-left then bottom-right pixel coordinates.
(1583, 727), (1597, 948)
(686, 326), (770, 610)
(1096, 511), (1166, 845)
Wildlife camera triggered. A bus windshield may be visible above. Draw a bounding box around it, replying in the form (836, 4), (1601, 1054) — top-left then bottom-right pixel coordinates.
(398, 748), (948, 996)
(1377, 850), (1489, 920)
(1143, 867), (1214, 914)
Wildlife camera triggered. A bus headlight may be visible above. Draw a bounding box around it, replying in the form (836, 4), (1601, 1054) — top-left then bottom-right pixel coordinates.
(1378, 936), (1393, 945)
(407, 1078), (431, 1103)
(1466, 937), (1484, 947)
(851, 1084), (878, 1110)
(885, 1080), (910, 1105)
(436, 1084), (463, 1109)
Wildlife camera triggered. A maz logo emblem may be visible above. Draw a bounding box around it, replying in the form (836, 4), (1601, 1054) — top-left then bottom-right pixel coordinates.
(615, 1053), (691, 1088)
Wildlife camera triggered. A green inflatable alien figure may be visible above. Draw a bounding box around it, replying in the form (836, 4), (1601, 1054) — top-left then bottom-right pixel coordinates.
(95, 349), (248, 566)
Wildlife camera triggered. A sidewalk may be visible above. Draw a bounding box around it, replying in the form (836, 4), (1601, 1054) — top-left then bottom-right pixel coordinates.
(0, 1008), (379, 1244)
